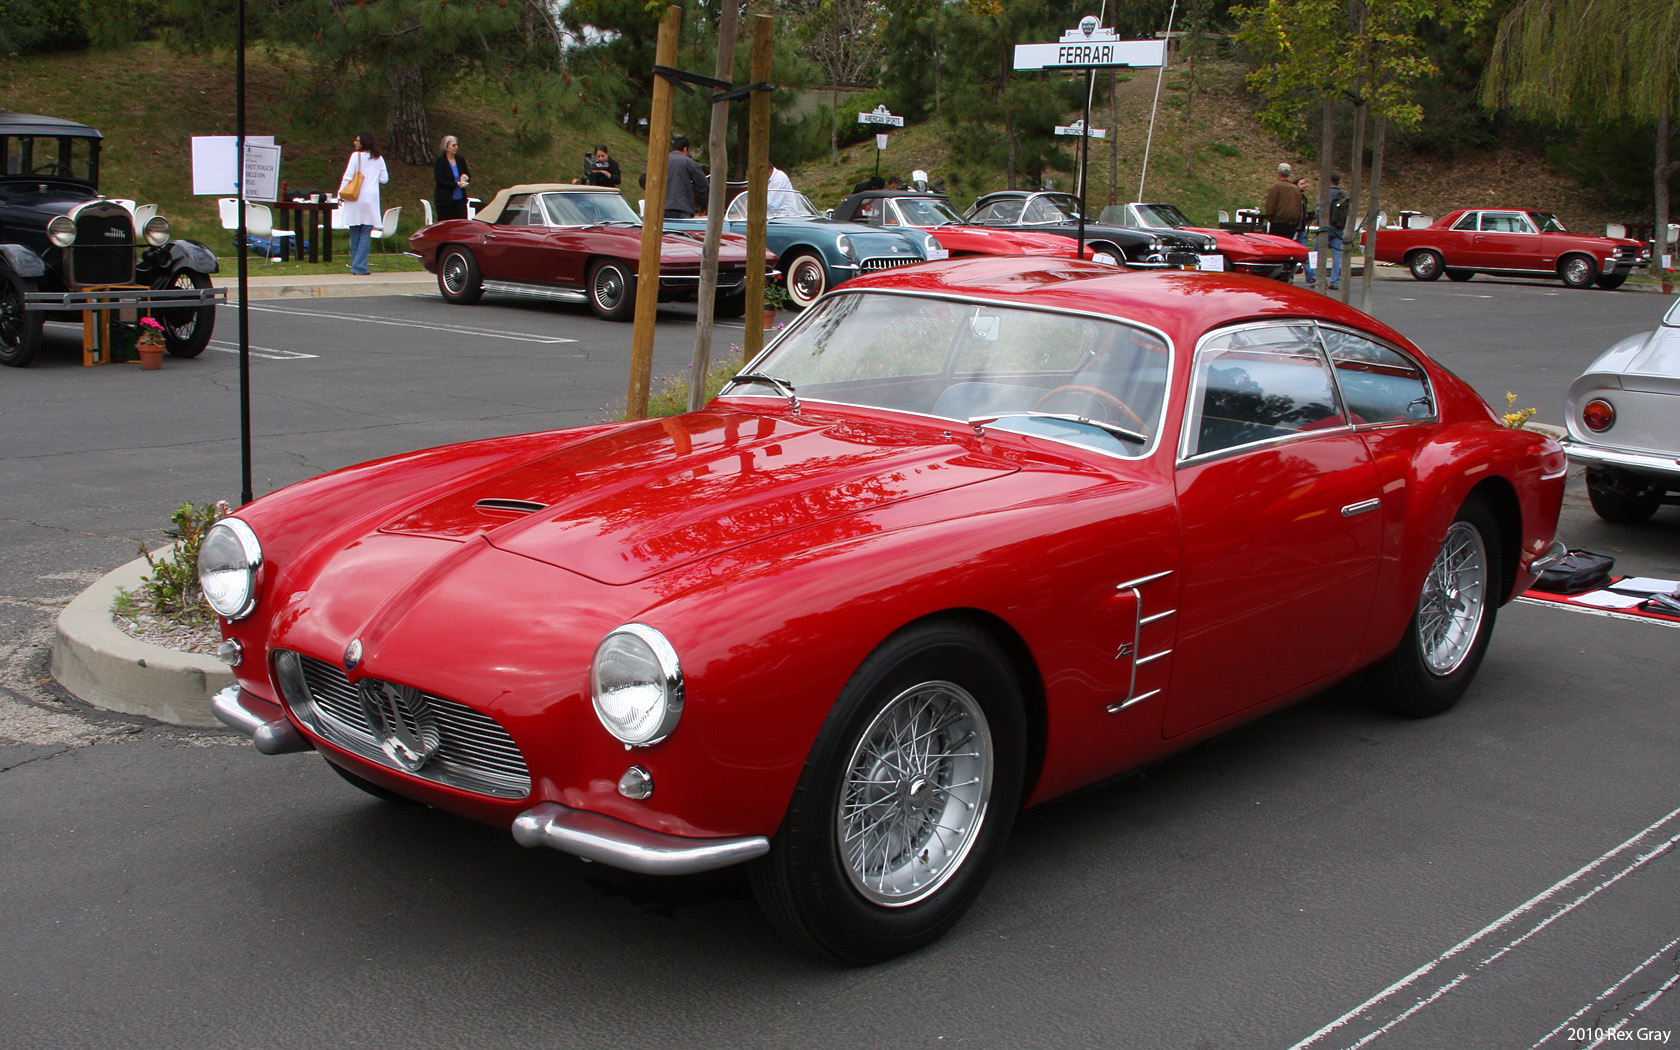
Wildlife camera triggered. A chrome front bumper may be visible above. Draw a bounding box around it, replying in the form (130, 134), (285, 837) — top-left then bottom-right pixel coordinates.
(1564, 442), (1680, 483)
(212, 685), (313, 754)
(513, 802), (769, 876)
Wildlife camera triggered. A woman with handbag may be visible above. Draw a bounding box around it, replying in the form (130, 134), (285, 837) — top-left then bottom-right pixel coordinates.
(338, 132), (389, 275)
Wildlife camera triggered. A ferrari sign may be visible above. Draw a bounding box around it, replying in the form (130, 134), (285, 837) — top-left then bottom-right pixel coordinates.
(1014, 19), (1165, 70)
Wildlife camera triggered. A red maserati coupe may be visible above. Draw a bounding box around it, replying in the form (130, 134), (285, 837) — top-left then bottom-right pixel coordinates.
(205, 257), (1567, 962)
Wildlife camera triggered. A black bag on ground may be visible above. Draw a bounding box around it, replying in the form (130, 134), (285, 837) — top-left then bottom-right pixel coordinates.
(1533, 549), (1615, 594)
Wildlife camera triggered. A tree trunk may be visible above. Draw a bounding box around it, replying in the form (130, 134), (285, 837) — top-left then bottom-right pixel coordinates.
(386, 64), (430, 166)
(1316, 95), (1333, 293)
(1005, 105), (1017, 190)
(1340, 98), (1366, 305)
(1183, 0), (1198, 177)
(1360, 117), (1386, 314)
(1110, 68), (1119, 206)
(830, 85), (842, 164)
(1657, 104), (1674, 295)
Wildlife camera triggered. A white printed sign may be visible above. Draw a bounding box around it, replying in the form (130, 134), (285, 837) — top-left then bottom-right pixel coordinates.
(190, 135), (276, 196)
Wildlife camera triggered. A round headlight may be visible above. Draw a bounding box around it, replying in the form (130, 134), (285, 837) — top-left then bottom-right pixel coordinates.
(198, 518), (262, 620)
(590, 624), (683, 746)
(48, 215), (76, 247)
(144, 215), (171, 246)
(835, 233), (857, 261)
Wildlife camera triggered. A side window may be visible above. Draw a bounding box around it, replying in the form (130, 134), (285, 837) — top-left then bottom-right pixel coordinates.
(1022, 197), (1062, 223)
(497, 194), (532, 225)
(855, 199), (876, 221)
(1319, 328), (1434, 424)
(1452, 212), (1479, 231)
(1186, 325), (1346, 458)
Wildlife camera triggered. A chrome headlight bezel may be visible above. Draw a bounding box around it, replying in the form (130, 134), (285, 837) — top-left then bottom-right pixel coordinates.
(835, 233), (857, 261)
(590, 623), (683, 747)
(48, 215), (76, 247)
(143, 215), (172, 247)
(198, 517), (263, 621)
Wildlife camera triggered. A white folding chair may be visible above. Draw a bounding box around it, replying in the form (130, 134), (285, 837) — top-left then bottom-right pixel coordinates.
(217, 197), (240, 230)
(1217, 209), (1230, 224)
(370, 206), (401, 253)
(1376, 211), (1389, 230)
(467, 197), (481, 220)
(1606, 223), (1627, 239)
(244, 202), (296, 262)
(420, 198), (434, 226)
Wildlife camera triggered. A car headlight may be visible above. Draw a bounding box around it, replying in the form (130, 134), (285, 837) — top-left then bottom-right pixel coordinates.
(198, 518), (262, 620)
(144, 215), (171, 246)
(835, 234), (857, 261)
(48, 215), (76, 247)
(591, 623), (683, 746)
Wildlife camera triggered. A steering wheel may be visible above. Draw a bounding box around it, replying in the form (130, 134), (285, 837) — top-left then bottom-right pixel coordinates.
(31, 163), (73, 177)
(1033, 385), (1149, 433)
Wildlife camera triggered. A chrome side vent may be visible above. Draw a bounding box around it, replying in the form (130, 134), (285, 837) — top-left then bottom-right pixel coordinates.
(474, 498), (548, 514)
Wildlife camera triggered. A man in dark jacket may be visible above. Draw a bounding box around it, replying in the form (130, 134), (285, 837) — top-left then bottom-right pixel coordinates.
(663, 136), (708, 219)
(1324, 173), (1350, 289)
(1261, 162), (1304, 241)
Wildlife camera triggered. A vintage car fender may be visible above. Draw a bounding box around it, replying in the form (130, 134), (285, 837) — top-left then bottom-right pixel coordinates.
(161, 238), (219, 275)
(0, 243), (48, 280)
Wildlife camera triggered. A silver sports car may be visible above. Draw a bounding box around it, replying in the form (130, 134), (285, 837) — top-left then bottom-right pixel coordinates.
(1565, 296), (1680, 523)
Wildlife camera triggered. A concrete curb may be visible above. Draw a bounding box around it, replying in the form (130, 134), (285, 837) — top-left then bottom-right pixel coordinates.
(51, 554), (232, 728)
(213, 270), (434, 301)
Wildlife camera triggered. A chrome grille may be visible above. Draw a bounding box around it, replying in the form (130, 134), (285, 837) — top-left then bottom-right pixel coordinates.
(69, 204), (134, 286)
(289, 653), (531, 798)
(859, 256), (922, 272)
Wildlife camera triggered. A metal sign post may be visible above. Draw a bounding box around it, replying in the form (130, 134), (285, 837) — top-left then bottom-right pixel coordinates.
(857, 105), (903, 178)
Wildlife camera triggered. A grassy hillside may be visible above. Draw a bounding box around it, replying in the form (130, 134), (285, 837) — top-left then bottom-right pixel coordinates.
(2, 43), (1631, 255)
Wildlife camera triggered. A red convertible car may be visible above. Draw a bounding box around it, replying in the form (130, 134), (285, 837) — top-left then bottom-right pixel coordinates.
(407, 183), (774, 320)
(1117, 202), (1307, 281)
(829, 190), (1100, 261)
(205, 258), (1567, 962)
(1371, 208), (1650, 289)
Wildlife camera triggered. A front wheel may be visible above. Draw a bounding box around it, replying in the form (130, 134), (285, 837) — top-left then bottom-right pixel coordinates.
(437, 246), (483, 305)
(1408, 249), (1444, 281)
(588, 259), (636, 321)
(1368, 502), (1500, 718)
(1559, 254), (1597, 289)
(750, 620), (1025, 963)
(1586, 467), (1662, 524)
(0, 273), (43, 367)
(783, 252), (828, 309)
(154, 270), (215, 358)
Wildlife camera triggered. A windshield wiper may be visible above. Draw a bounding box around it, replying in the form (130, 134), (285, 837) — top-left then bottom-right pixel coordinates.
(968, 411), (1148, 445)
(730, 372), (800, 410)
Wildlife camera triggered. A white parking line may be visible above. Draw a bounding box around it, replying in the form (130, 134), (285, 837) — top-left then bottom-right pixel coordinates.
(1516, 596), (1680, 630)
(226, 302), (576, 344)
(207, 340), (318, 360)
(1289, 805), (1680, 1050)
(1529, 935), (1680, 1048)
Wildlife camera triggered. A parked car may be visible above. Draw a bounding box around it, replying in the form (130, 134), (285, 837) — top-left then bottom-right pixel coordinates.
(665, 190), (940, 310)
(830, 189), (1096, 260)
(1370, 208), (1649, 289)
(963, 190), (1216, 269)
(207, 256), (1567, 963)
(407, 183), (775, 321)
(1564, 296), (1680, 523)
(1115, 201), (1306, 280)
(0, 111), (222, 367)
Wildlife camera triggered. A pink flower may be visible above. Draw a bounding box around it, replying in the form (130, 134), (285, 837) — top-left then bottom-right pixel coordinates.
(139, 316), (165, 331)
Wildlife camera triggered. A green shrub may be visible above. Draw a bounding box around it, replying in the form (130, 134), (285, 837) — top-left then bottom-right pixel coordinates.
(115, 500), (229, 628)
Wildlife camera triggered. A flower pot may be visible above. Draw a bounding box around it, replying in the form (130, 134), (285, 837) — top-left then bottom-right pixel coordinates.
(137, 342), (164, 370)
(762, 308), (777, 330)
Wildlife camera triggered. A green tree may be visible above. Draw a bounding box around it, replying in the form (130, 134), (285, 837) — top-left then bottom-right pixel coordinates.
(1483, 0), (1680, 288)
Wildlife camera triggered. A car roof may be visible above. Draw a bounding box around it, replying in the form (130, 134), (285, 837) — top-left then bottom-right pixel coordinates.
(840, 256), (1417, 350)
(0, 112), (102, 139)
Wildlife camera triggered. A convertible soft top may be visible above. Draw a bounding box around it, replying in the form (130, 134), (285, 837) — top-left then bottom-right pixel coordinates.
(474, 183), (622, 225)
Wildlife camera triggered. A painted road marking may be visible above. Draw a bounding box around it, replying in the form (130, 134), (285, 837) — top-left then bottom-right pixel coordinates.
(1516, 596), (1680, 630)
(207, 340), (317, 360)
(225, 302), (577, 344)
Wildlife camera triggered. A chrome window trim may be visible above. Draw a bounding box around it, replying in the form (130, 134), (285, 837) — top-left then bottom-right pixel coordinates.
(722, 287), (1177, 463)
(1312, 321), (1439, 429)
(1176, 320), (1352, 465)
(1451, 212), (1479, 231)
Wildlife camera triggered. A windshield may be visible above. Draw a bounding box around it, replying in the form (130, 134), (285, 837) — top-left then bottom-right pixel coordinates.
(1528, 211), (1568, 233)
(894, 197), (964, 227)
(724, 291), (1170, 458)
(541, 191), (641, 226)
(725, 191), (821, 222)
(1131, 203), (1191, 229)
(3, 134), (97, 184)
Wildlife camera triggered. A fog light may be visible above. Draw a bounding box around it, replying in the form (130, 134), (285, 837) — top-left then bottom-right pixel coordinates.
(1582, 398), (1616, 433)
(618, 765), (654, 800)
(216, 639), (243, 667)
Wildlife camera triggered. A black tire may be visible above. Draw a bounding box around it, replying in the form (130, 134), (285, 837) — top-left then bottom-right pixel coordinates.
(783, 251), (828, 310)
(0, 273), (43, 367)
(437, 246), (483, 305)
(588, 259), (636, 321)
(153, 270), (215, 358)
(750, 620), (1026, 964)
(1408, 249), (1444, 281)
(325, 757), (421, 806)
(1368, 501), (1501, 718)
(1559, 253), (1597, 289)
(1585, 467), (1663, 524)
(1595, 273), (1628, 290)
(713, 291), (747, 319)
(1088, 242), (1124, 266)
(1445, 268), (1474, 282)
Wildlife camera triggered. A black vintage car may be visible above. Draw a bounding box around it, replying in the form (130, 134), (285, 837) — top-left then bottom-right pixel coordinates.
(962, 190), (1216, 270)
(0, 112), (222, 367)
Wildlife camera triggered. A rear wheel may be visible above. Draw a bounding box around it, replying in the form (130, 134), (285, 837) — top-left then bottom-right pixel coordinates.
(1445, 268), (1474, 282)
(1369, 502), (1500, 718)
(1594, 273), (1628, 290)
(0, 273), (43, 367)
(1408, 249), (1444, 281)
(155, 270), (214, 358)
(1585, 467), (1663, 524)
(750, 620), (1025, 963)
(437, 246), (483, 304)
(588, 259), (636, 321)
(1559, 254), (1597, 289)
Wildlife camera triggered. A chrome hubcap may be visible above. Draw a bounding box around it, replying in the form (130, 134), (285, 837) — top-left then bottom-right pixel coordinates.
(790, 262), (824, 303)
(1418, 521), (1487, 676)
(594, 266), (625, 309)
(1565, 259), (1589, 283)
(442, 253), (466, 294)
(1416, 253), (1438, 276)
(838, 681), (992, 906)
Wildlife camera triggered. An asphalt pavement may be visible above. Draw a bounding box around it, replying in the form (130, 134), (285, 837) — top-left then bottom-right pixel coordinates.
(1, 270), (1676, 1049)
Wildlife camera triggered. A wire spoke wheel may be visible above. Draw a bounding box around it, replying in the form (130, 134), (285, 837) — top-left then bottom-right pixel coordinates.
(1416, 520), (1487, 676)
(838, 680), (992, 907)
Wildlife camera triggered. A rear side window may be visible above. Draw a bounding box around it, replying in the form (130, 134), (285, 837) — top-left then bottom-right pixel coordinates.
(1185, 325), (1347, 458)
(1319, 328), (1434, 424)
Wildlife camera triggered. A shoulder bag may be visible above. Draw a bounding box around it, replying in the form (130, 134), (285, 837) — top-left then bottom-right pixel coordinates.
(341, 153), (364, 202)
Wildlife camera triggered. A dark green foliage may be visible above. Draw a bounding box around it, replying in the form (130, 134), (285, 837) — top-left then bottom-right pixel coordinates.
(1545, 121), (1680, 211)
(0, 0), (89, 55)
(132, 501), (227, 628)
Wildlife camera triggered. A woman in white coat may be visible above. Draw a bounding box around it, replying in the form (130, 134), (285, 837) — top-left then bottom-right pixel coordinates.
(338, 131), (390, 275)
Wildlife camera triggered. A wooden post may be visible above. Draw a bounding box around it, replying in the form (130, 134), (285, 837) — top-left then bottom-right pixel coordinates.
(740, 15), (774, 368)
(626, 5), (682, 421)
(686, 0), (741, 413)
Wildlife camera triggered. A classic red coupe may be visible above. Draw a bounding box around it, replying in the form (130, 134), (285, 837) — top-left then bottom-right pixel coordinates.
(1370, 208), (1650, 289)
(1118, 202), (1308, 280)
(205, 257), (1567, 962)
(407, 183), (774, 320)
(829, 190), (1102, 261)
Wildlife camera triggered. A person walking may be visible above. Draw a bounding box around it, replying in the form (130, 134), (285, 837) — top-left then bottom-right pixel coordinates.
(1324, 173), (1350, 290)
(1261, 162), (1304, 243)
(663, 135), (708, 219)
(339, 131), (389, 275)
(433, 135), (471, 221)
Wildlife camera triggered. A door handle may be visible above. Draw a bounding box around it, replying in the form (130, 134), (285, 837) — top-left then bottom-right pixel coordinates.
(1341, 498), (1381, 517)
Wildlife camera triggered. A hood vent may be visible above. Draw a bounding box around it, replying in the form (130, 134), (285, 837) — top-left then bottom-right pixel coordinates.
(474, 498), (548, 514)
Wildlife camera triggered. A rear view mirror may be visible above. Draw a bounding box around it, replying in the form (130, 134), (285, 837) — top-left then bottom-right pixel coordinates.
(970, 312), (1000, 341)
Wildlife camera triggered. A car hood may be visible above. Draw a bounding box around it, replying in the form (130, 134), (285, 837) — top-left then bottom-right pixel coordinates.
(379, 408), (1019, 585)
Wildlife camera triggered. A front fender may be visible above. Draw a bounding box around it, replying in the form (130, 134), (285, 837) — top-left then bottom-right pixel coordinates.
(0, 243), (48, 280)
(162, 239), (219, 276)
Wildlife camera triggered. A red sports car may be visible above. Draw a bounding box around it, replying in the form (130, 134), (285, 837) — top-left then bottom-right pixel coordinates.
(1370, 208), (1650, 289)
(407, 183), (775, 320)
(205, 258), (1567, 962)
(1118, 201), (1307, 280)
(829, 190), (1104, 261)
